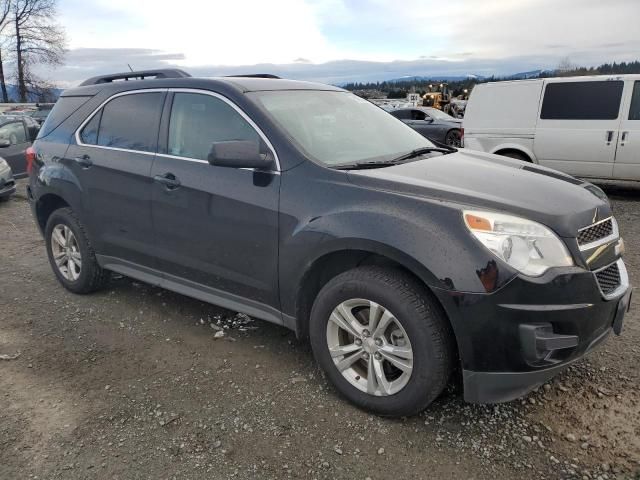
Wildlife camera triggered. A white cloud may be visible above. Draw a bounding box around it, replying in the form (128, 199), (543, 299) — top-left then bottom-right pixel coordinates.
(46, 0), (640, 86)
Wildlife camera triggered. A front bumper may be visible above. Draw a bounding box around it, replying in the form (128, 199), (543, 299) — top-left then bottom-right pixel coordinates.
(434, 262), (631, 403)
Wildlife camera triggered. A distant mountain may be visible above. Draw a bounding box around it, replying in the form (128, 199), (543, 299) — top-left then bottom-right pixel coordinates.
(383, 74), (487, 83)
(0, 83), (62, 102)
(505, 69), (552, 80)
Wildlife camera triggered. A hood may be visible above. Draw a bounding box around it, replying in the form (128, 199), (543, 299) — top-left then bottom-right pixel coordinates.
(347, 149), (610, 237)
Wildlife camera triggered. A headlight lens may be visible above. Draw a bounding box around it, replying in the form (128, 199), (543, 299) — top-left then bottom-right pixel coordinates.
(463, 210), (573, 276)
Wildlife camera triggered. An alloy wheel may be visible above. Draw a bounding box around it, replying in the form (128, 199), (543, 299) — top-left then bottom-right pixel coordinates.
(50, 224), (82, 281)
(326, 298), (413, 396)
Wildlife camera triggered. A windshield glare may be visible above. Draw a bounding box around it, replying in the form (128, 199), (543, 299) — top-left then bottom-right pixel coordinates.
(249, 90), (434, 166)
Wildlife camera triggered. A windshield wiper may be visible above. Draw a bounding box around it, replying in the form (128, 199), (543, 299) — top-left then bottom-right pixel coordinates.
(391, 146), (456, 162)
(332, 159), (410, 170)
(332, 146), (456, 170)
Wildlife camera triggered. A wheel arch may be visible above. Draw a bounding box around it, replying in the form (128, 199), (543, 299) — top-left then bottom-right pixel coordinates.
(35, 193), (71, 233)
(491, 144), (537, 163)
(294, 244), (460, 368)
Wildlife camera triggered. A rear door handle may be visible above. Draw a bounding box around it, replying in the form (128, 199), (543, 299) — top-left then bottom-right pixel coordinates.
(621, 131), (628, 145)
(153, 173), (181, 190)
(74, 154), (92, 168)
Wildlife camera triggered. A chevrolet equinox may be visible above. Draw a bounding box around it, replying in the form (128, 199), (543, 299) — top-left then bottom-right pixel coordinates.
(27, 69), (631, 416)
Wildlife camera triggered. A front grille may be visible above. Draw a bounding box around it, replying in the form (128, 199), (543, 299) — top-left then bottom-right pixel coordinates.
(578, 218), (614, 246)
(595, 262), (621, 295)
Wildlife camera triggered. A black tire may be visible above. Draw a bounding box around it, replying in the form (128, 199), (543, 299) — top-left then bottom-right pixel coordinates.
(45, 207), (108, 294)
(499, 151), (530, 162)
(445, 129), (462, 147)
(309, 266), (455, 417)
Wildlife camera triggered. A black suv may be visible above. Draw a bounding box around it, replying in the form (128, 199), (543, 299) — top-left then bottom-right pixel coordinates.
(28, 69), (631, 416)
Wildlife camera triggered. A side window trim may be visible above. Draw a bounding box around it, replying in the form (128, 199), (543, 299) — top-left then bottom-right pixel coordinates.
(74, 87), (281, 171)
(75, 88), (168, 157)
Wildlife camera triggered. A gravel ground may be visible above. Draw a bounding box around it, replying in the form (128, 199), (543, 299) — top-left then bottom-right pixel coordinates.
(1, 180), (639, 480)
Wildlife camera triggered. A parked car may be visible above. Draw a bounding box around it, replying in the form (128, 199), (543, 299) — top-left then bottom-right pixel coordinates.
(0, 156), (15, 201)
(0, 115), (39, 178)
(28, 108), (52, 125)
(389, 106), (463, 146)
(463, 74), (640, 181)
(28, 69), (630, 416)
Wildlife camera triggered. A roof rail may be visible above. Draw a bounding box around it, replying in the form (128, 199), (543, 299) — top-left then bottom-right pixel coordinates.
(79, 69), (192, 86)
(225, 74), (281, 79)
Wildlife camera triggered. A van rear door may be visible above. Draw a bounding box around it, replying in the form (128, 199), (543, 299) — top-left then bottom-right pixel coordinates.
(613, 80), (640, 180)
(533, 79), (624, 179)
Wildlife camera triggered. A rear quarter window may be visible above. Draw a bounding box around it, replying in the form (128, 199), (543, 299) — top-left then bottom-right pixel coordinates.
(540, 81), (624, 120)
(38, 96), (93, 138)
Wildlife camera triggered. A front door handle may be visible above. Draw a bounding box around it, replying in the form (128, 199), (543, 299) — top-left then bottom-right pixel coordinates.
(606, 131), (614, 144)
(153, 173), (181, 190)
(621, 131), (629, 146)
(74, 154), (92, 168)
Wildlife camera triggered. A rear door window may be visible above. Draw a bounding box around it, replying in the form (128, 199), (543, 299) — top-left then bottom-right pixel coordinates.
(0, 121), (27, 145)
(540, 81), (624, 120)
(95, 92), (164, 152)
(391, 110), (410, 120)
(629, 81), (640, 120)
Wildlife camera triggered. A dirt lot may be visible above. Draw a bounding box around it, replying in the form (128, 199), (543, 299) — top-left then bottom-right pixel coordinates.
(1, 180), (639, 480)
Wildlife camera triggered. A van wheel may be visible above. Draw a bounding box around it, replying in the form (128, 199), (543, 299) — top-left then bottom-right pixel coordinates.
(445, 129), (462, 147)
(309, 266), (454, 417)
(45, 207), (108, 294)
(499, 151), (530, 162)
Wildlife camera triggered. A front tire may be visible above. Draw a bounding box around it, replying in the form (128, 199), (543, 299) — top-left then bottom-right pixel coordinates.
(309, 266), (454, 416)
(45, 207), (108, 294)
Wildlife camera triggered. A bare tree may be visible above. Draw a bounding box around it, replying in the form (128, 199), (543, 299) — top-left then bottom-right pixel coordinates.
(0, 0), (11, 102)
(12, 0), (65, 101)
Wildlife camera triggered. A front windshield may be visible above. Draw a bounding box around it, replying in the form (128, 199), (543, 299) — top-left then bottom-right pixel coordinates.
(249, 90), (435, 166)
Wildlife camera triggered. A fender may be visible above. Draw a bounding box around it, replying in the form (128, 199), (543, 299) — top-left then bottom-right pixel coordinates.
(278, 204), (517, 321)
(33, 160), (88, 227)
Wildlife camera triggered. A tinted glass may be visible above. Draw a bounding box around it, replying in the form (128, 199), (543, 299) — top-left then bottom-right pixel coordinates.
(250, 91), (434, 167)
(97, 92), (164, 152)
(411, 110), (427, 120)
(0, 122), (27, 144)
(629, 81), (640, 120)
(80, 110), (101, 145)
(391, 110), (410, 120)
(540, 81), (623, 120)
(38, 96), (92, 138)
(168, 93), (260, 161)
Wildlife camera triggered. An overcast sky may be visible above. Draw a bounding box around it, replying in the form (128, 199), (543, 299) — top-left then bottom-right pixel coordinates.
(40, 0), (640, 86)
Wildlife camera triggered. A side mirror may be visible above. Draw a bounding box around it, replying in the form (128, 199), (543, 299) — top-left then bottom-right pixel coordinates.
(208, 140), (274, 170)
(0, 139), (10, 148)
(423, 117), (434, 123)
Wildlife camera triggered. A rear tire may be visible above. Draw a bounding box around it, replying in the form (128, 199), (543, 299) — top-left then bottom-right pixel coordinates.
(45, 207), (108, 294)
(445, 129), (462, 147)
(309, 266), (454, 416)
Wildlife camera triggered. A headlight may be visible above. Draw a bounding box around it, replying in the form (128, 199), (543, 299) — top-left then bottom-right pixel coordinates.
(0, 158), (7, 169)
(463, 210), (573, 276)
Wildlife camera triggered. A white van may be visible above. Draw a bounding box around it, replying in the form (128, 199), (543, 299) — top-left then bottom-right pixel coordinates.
(463, 75), (640, 181)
